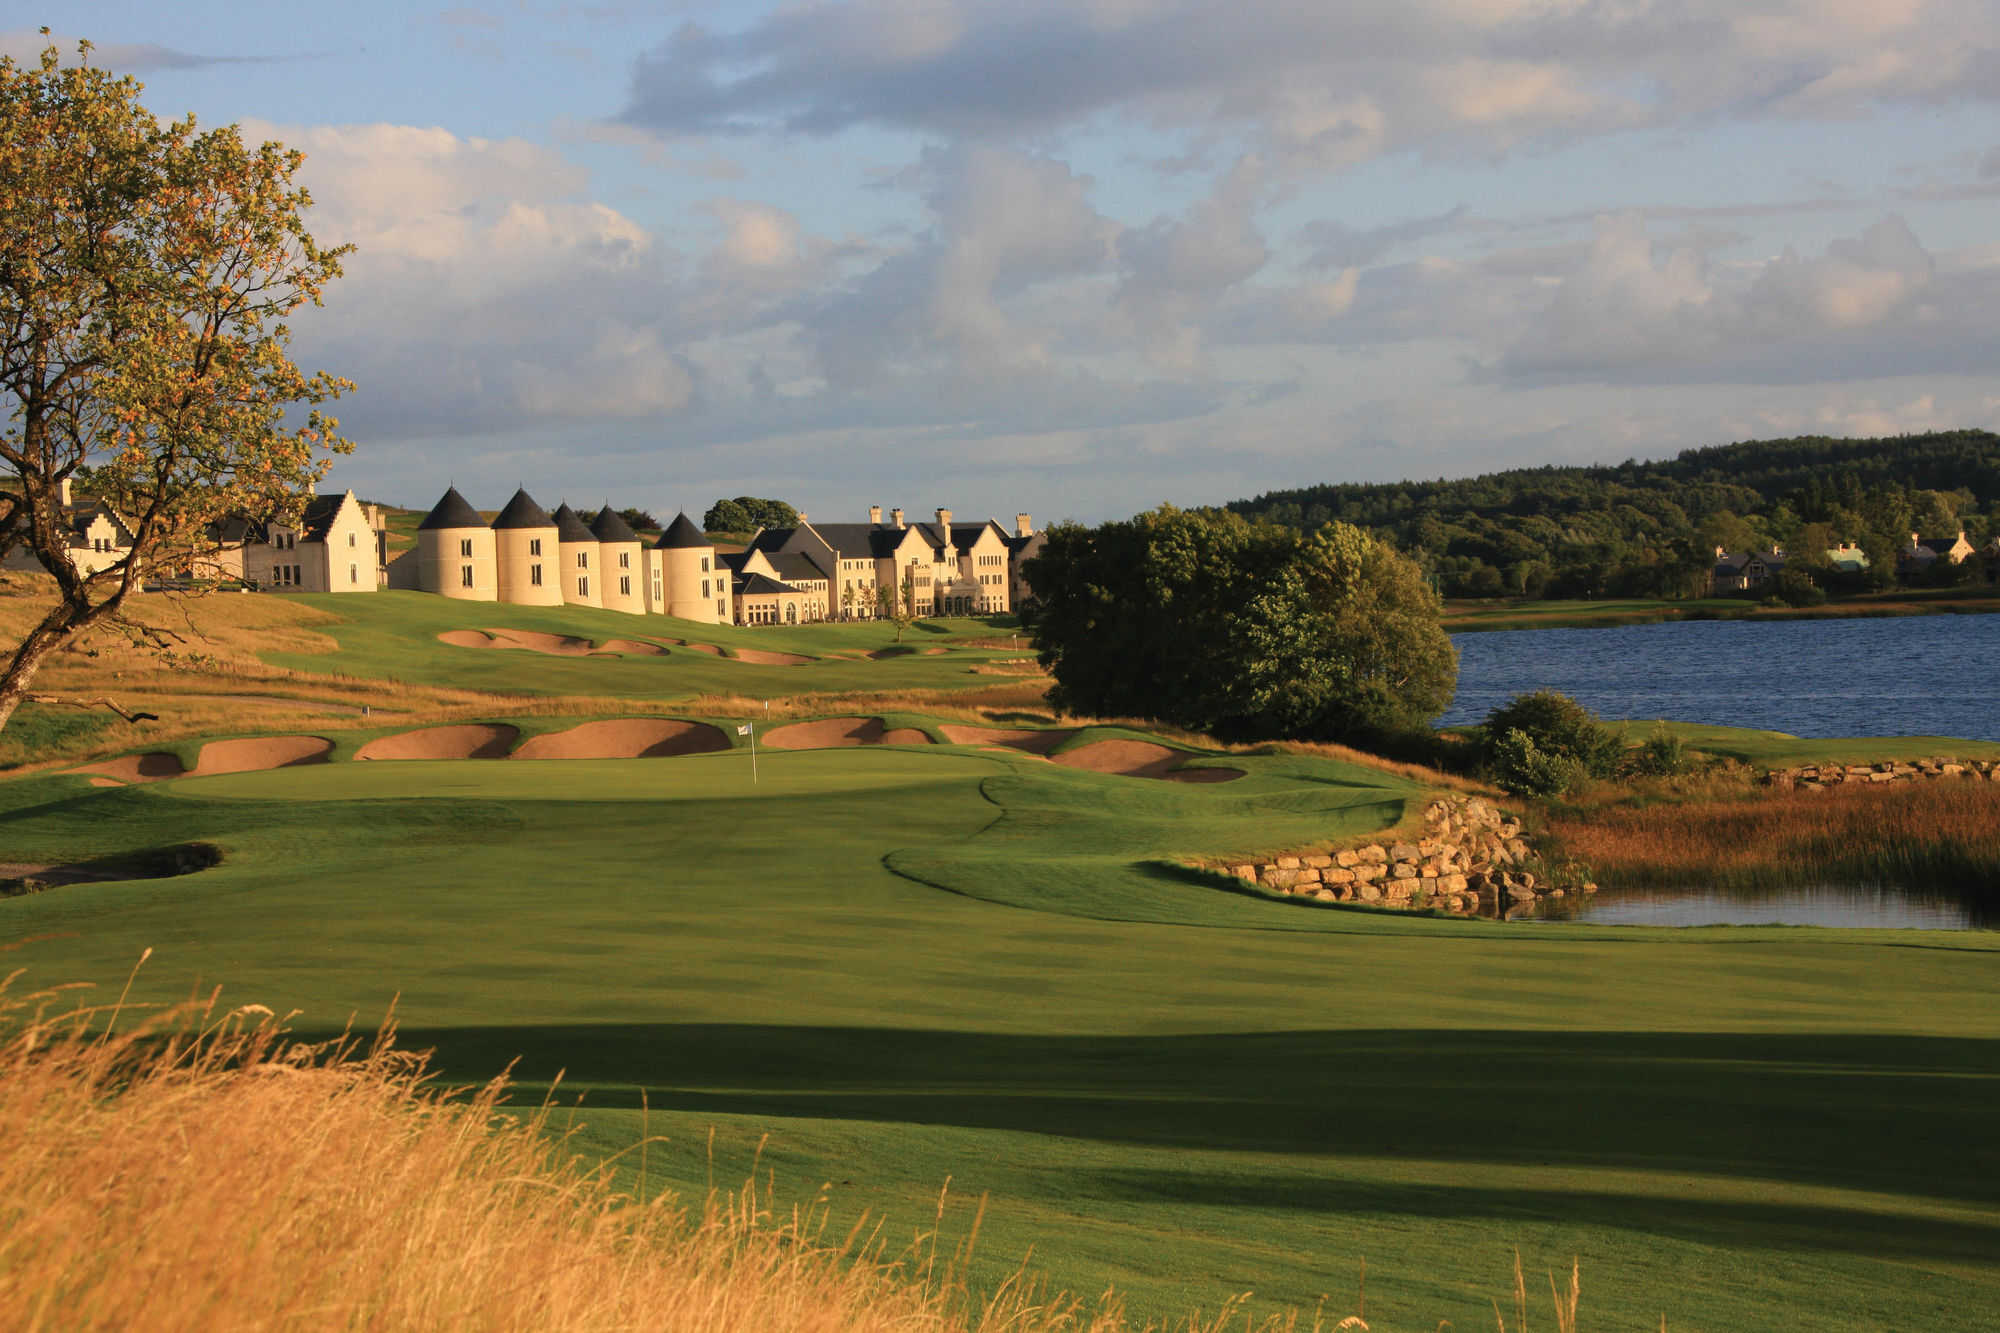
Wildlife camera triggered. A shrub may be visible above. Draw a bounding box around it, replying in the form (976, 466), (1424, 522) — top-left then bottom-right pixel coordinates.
(1479, 690), (1622, 780)
(1626, 722), (1689, 778)
(1487, 728), (1585, 798)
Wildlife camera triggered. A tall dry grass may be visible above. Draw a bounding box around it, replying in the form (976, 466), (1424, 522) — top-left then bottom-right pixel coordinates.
(0, 970), (1598, 1332)
(1542, 779), (2000, 893)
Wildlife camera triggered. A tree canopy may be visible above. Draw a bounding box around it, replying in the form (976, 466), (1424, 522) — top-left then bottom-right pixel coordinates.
(703, 496), (798, 534)
(1025, 506), (1456, 743)
(1228, 431), (2000, 600)
(0, 38), (350, 732)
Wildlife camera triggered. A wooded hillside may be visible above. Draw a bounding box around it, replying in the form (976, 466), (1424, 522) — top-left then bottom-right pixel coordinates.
(1228, 430), (2000, 599)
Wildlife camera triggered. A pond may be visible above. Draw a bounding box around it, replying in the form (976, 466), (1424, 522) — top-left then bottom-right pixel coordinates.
(1444, 613), (2000, 929)
(1444, 613), (2000, 742)
(1513, 883), (1989, 931)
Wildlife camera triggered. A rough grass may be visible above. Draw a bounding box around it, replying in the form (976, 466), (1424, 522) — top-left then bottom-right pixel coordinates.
(1541, 779), (2000, 894)
(0, 977), (1611, 1332)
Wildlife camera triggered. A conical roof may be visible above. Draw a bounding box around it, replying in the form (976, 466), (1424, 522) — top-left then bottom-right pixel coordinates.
(492, 487), (555, 530)
(551, 503), (595, 543)
(655, 511), (708, 549)
(417, 486), (484, 530)
(588, 505), (639, 544)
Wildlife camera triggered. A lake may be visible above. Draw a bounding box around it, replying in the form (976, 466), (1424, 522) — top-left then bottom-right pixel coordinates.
(1444, 613), (2000, 742)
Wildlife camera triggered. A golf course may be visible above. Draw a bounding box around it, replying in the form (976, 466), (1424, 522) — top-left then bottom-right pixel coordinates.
(2, 592), (1997, 1330)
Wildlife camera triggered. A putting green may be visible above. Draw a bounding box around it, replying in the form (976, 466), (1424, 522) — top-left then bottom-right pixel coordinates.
(1, 746), (1995, 1330)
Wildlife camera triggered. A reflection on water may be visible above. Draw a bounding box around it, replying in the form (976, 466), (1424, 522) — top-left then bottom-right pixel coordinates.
(1526, 883), (1983, 930)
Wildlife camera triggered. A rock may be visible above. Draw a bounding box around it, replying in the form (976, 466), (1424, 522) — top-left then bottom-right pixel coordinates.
(1304, 854), (1333, 869)
(1229, 864), (1256, 881)
(1354, 884), (1382, 903)
(1359, 845), (1388, 864)
(1390, 842), (1422, 863)
(1297, 867), (1322, 884)
(1323, 867), (1355, 885)
(1506, 884), (1537, 903)
(1390, 862), (1417, 880)
(1516, 872), (1536, 891)
(1799, 782), (1827, 795)
(1276, 855), (1301, 870)
(1439, 873), (1468, 893)
(1334, 849), (1361, 868)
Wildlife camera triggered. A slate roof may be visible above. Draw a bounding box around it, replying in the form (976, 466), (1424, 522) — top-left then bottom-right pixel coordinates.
(734, 571), (798, 596)
(655, 512), (708, 549)
(550, 503), (595, 543)
(418, 486), (484, 530)
(789, 522), (912, 559)
(765, 552), (825, 584)
(1915, 534), (1966, 553)
(70, 502), (138, 547)
(297, 493), (346, 544)
(716, 551), (751, 573)
(588, 506), (639, 544)
(492, 488), (555, 530)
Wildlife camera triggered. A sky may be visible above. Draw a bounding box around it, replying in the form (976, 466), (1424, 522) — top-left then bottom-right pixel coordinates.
(8, 1), (2000, 524)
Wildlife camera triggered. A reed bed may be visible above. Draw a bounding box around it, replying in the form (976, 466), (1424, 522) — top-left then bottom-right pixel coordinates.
(0, 973), (1594, 1332)
(1542, 779), (2000, 893)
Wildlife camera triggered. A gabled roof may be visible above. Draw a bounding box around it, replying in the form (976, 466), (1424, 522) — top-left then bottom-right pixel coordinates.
(791, 522), (913, 559)
(1004, 530), (1045, 557)
(946, 520), (1004, 553)
(765, 552), (826, 584)
(1915, 534), (1966, 552)
(492, 488), (555, 530)
(550, 503), (595, 543)
(655, 511), (709, 549)
(716, 551), (752, 573)
(588, 505), (639, 544)
(733, 571), (799, 596)
(70, 502), (137, 547)
(298, 492), (348, 544)
(418, 486), (484, 531)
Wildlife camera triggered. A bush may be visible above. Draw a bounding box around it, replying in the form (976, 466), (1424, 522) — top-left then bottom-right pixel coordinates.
(1479, 690), (1623, 780)
(1488, 728), (1585, 798)
(1767, 566), (1826, 607)
(1627, 721), (1689, 778)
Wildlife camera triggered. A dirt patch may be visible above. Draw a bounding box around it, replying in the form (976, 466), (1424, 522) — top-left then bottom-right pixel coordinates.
(881, 728), (933, 745)
(356, 724), (520, 761)
(512, 719), (730, 760)
(678, 643), (723, 656)
(77, 752), (187, 784)
(938, 725), (1078, 755)
(729, 647), (814, 666)
(193, 736), (333, 775)
(1049, 739), (1244, 783)
(763, 717), (897, 749)
(597, 638), (670, 656)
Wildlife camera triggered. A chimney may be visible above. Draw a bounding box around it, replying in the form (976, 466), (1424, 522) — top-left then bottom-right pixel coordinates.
(797, 511), (808, 523)
(1016, 513), (1031, 538)
(57, 477), (72, 506)
(935, 507), (952, 528)
(869, 505), (882, 525)
(891, 507), (904, 528)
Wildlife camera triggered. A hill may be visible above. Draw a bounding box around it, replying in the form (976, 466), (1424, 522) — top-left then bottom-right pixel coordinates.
(1228, 430), (2000, 599)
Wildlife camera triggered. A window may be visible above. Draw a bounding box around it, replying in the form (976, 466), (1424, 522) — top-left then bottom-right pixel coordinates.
(530, 564), (542, 586)
(618, 551), (629, 569)
(619, 575), (630, 596)
(348, 533), (357, 548)
(701, 557), (710, 573)
(530, 538), (542, 556)
(717, 600), (725, 617)
(576, 552), (588, 569)
(702, 579), (710, 598)
(578, 576), (589, 596)
(653, 581), (662, 600)
(459, 538), (473, 557)
(349, 563), (358, 584)
(460, 565), (473, 588)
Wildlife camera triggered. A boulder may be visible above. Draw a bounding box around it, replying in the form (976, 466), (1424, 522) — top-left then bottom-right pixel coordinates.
(1275, 855), (1302, 870)
(1354, 884), (1382, 903)
(1390, 842), (1422, 862)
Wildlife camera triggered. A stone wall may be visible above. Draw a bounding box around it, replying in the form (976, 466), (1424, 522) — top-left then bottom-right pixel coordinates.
(1764, 757), (1999, 792)
(1210, 793), (1589, 917)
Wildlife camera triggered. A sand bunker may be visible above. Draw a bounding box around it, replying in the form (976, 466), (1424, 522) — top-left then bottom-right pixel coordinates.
(77, 752), (186, 784)
(677, 643), (723, 656)
(938, 725), (1079, 755)
(356, 724), (521, 761)
(438, 629), (668, 657)
(1049, 739), (1244, 783)
(193, 736), (333, 774)
(513, 719), (730, 760)
(762, 717), (932, 749)
(729, 647), (814, 666)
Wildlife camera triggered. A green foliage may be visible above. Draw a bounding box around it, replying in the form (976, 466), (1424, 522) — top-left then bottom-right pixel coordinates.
(1767, 566), (1827, 607)
(616, 507), (659, 532)
(1481, 690), (1624, 782)
(1488, 728), (1586, 798)
(1627, 721), (1690, 778)
(703, 496), (799, 533)
(1027, 506), (1455, 742)
(1229, 431), (2000, 601)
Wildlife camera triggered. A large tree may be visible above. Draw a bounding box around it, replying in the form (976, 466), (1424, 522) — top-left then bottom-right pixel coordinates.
(1026, 506), (1456, 743)
(0, 38), (350, 734)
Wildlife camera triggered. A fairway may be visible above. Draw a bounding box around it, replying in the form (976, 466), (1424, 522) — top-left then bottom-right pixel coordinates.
(2, 744), (1997, 1330)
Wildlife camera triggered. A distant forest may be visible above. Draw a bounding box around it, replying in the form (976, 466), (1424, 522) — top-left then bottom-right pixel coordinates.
(1227, 430), (2000, 599)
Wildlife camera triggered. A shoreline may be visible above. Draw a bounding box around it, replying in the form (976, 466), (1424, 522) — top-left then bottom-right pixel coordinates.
(1445, 592), (2000, 633)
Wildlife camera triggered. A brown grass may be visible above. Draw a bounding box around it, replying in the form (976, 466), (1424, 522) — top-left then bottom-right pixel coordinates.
(0, 973), (1400, 1333)
(1257, 740), (1497, 796)
(1542, 779), (2000, 891)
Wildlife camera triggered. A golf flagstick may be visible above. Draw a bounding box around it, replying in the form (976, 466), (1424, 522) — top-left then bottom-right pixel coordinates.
(738, 721), (756, 782)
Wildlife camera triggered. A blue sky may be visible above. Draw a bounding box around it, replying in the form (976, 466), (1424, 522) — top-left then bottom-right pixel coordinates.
(10, 1), (2000, 523)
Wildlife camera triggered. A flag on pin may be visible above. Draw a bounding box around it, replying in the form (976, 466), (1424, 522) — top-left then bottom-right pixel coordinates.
(737, 724), (752, 735)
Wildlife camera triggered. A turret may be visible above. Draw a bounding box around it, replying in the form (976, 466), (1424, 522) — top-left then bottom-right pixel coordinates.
(415, 486), (495, 600)
(550, 503), (600, 608)
(589, 506), (644, 615)
(490, 487), (562, 606)
(650, 511), (724, 623)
